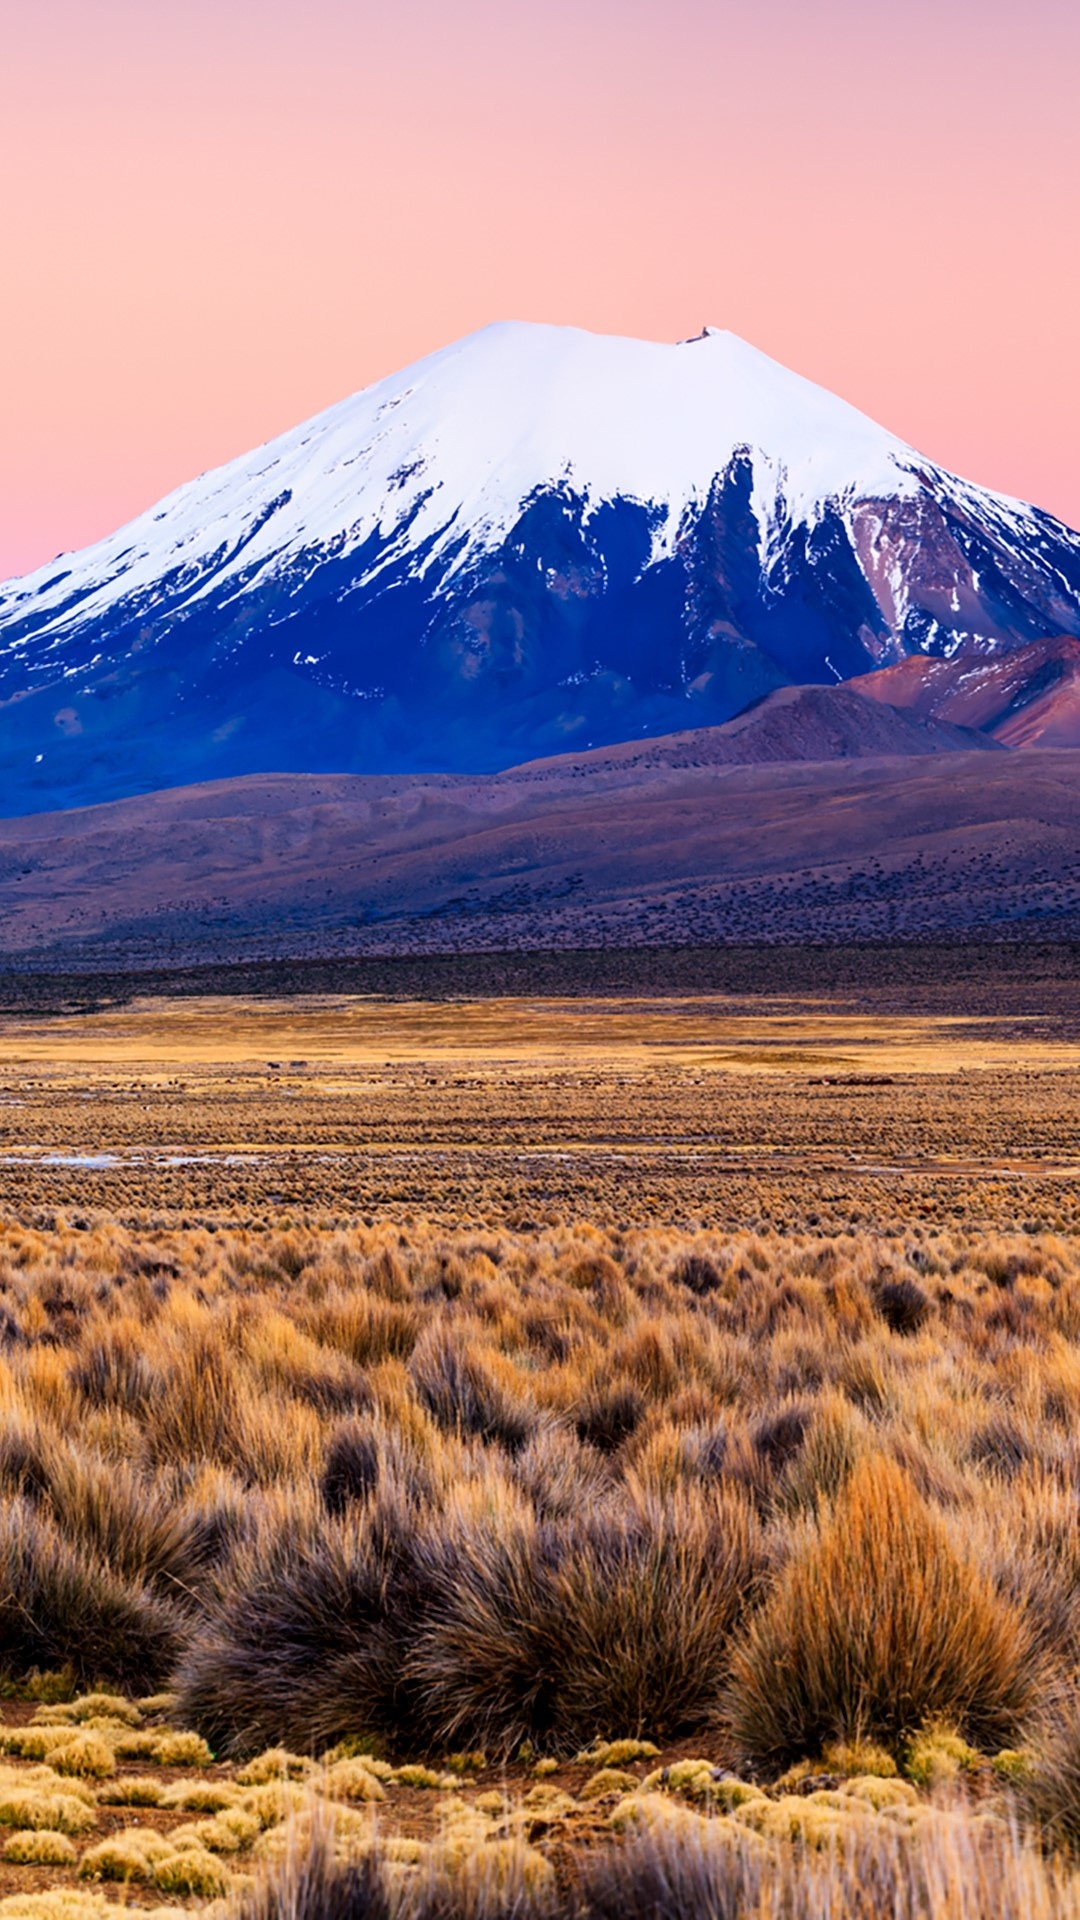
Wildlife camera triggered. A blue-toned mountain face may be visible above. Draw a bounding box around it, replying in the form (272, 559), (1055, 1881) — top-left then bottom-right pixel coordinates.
(1, 322), (1078, 815)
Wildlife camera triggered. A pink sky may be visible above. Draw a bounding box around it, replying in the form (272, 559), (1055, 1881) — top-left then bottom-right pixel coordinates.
(3, 0), (1077, 581)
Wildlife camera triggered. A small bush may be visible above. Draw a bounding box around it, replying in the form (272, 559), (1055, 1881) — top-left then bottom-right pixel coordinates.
(875, 1278), (931, 1335)
(728, 1454), (1035, 1769)
(3, 1830), (77, 1865)
(1024, 1701), (1080, 1848)
(574, 1383), (645, 1454)
(177, 1496), (417, 1756)
(320, 1420), (380, 1517)
(0, 1499), (182, 1691)
(231, 1819), (394, 1920)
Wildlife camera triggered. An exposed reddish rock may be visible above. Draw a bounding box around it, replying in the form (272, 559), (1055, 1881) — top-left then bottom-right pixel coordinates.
(848, 636), (1080, 748)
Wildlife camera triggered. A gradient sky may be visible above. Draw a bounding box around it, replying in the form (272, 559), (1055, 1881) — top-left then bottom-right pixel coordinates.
(2, 0), (1077, 581)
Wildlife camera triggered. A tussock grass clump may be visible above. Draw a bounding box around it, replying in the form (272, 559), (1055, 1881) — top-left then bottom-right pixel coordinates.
(151, 1847), (232, 1897)
(551, 1488), (763, 1747)
(177, 1496), (417, 1757)
(320, 1419), (380, 1516)
(2, 1831), (78, 1866)
(404, 1496), (561, 1758)
(0, 1501), (181, 1692)
(96, 1777), (164, 1807)
(410, 1328), (536, 1453)
(236, 1750), (315, 1786)
(728, 1455), (1035, 1770)
(875, 1276), (932, 1335)
(79, 1830), (174, 1883)
(1024, 1701), (1080, 1849)
(230, 1821), (394, 1920)
(407, 1479), (762, 1757)
(147, 1730), (212, 1766)
(160, 1779), (241, 1811)
(574, 1383), (645, 1455)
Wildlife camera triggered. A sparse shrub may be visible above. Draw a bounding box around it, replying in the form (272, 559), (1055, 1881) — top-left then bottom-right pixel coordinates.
(3, 1830), (77, 1865)
(411, 1329), (536, 1452)
(177, 1495), (418, 1756)
(671, 1255), (723, 1297)
(0, 1499), (183, 1691)
(553, 1487), (764, 1748)
(728, 1454), (1035, 1769)
(320, 1419), (380, 1516)
(574, 1382), (645, 1454)
(1024, 1700), (1080, 1848)
(875, 1277), (931, 1335)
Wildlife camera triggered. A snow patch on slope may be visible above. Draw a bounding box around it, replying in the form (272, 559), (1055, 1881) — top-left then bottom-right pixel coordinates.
(1, 322), (927, 642)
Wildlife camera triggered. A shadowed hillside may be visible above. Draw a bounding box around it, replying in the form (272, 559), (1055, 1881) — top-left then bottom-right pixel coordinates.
(0, 742), (1077, 963)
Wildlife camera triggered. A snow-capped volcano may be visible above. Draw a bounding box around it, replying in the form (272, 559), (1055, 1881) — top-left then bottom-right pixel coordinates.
(1, 321), (1079, 814)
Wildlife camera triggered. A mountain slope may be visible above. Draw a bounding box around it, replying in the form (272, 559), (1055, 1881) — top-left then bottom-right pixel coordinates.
(508, 682), (1001, 778)
(0, 750), (1077, 962)
(848, 635), (1080, 748)
(2, 322), (1079, 813)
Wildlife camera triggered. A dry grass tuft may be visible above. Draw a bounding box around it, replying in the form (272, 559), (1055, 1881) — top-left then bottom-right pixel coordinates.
(2, 1832), (77, 1866)
(728, 1454), (1036, 1769)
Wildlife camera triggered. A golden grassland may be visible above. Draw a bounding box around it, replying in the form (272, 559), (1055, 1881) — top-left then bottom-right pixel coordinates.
(0, 991), (1077, 1233)
(0, 980), (1077, 1913)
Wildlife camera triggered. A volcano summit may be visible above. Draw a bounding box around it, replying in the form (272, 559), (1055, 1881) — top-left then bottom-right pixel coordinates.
(2, 321), (1079, 813)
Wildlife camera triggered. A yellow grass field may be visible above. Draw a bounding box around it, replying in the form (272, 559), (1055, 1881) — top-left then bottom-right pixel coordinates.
(0, 959), (1077, 1916)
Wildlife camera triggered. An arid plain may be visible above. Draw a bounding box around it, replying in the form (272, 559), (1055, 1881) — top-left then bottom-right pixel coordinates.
(0, 944), (1079, 1918)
